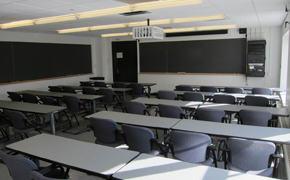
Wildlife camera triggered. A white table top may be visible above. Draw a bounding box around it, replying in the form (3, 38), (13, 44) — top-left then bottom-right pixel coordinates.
(113, 153), (274, 180)
(6, 134), (139, 177)
(214, 93), (280, 101)
(58, 85), (132, 92)
(131, 98), (203, 109)
(172, 120), (290, 145)
(86, 111), (181, 130)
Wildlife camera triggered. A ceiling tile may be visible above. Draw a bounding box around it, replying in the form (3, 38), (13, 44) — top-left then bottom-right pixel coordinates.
(16, 0), (70, 9)
(0, 3), (42, 13)
(52, 4), (91, 13)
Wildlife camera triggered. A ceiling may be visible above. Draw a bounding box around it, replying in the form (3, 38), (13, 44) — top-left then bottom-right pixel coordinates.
(0, 0), (289, 37)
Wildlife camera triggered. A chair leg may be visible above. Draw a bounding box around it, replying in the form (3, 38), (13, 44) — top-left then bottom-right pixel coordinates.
(19, 134), (23, 140)
(0, 129), (9, 140)
(64, 112), (72, 127)
(104, 105), (108, 111)
(24, 133), (29, 138)
(73, 115), (80, 126)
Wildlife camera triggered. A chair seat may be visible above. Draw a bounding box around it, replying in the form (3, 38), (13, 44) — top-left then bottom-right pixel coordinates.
(67, 109), (86, 115)
(38, 167), (68, 179)
(228, 161), (273, 177)
(103, 101), (119, 106)
(95, 138), (125, 147)
(198, 158), (213, 166)
(12, 123), (41, 134)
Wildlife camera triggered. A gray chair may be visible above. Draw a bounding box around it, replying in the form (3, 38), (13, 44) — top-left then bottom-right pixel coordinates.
(94, 82), (107, 87)
(80, 81), (93, 87)
(113, 82), (127, 88)
(62, 87), (77, 94)
(99, 88), (121, 111)
(158, 104), (186, 119)
(195, 108), (227, 123)
(122, 124), (168, 156)
(30, 171), (67, 180)
(124, 101), (150, 115)
(158, 90), (177, 100)
(200, 86), (218, 92)
(183, 92), (204, 101)
(224, 87), (244, 94)
(82, 87), (97, 95)
(252, 88), (272, 95)
(0, 111), (11, 140)
(48, 86), (62, 92)
(168, 130), (215, 166)
(7, 92), (22, 102)
(213, 94), (236, 104)
(22, 93), (40, 104)
(245, 96), (269, 107)
(5, 110), (41, 139)
(89, 117), (125, 147)
(175, 85), (192, 91)
(238, 109), (273, 127)
(130, 83), (148, 99)
(0, 151), (66, 180)
(225, 138), (278, 177)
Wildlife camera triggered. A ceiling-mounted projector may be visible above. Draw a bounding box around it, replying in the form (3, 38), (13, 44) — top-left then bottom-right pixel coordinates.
(132, 26), (164, 40)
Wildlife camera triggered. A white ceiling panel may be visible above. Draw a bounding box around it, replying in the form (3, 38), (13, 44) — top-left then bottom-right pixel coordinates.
(16, 0), (70, 9)
(56, 0), (97, 4)
(0, 0), (25, 2)
(258, 10), (286, 27)
(0, 3), (42, 13)
(50, 4), (92, 13)
(208, 0), (253, 7)
(23, 9), (68, 18)
(77, 0), (126, 10)
(217, 4), (256, 14)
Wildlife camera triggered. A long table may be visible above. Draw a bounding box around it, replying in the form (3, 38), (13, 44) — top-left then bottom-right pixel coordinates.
(113, 153), (274, 180)
(6, 134), (139, 179)
(0, 100), (66, 135)
(17, 90), (103, 113)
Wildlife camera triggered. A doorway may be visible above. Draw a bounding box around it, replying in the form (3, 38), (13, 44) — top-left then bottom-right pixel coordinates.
(112, 41), (138, 82)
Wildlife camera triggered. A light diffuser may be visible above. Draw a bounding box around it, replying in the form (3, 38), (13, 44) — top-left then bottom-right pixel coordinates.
(77, 6), (132, 19)
(101, 32), (131, 37)
(0, 20), (34, 29)
(133, 0), (203, 11)
(196, 24), (237, 31)
(57, 27), (89, 34)
(34, 14), (77, 25)
(172, 14), (226, 23)
(90, 24), (126, 31)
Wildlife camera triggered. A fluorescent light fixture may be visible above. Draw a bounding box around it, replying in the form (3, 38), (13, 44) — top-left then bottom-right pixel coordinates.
(77, 6), (132, 19)
(90, 24), (126, 31)
(101, 32), (131, 37)
(196, 24), (237, 31)
(34, 14), (77, 25)
(57, 27), (89, 34)
(172, 14), (225, 23)
(133, 0), (203, 11)
(0, 20), (34, 29)
(128, 19), (172, 27)
(164, 27), (196, 33)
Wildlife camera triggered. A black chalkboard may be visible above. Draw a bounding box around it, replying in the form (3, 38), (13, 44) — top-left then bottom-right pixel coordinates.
(0, 41), (92, 83)
(0, 42), (14, 83)
(140, 38), (246, 74)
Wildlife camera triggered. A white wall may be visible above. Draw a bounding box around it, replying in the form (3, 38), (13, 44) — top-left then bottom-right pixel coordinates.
(0, 31), (102, 100)
(104, 27), (282, 93)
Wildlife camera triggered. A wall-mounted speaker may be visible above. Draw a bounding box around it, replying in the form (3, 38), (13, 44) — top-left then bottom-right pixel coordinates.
(239, 28), (247, 34)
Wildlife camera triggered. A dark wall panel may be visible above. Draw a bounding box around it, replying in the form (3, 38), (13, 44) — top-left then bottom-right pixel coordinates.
(0, 42), (14, 83)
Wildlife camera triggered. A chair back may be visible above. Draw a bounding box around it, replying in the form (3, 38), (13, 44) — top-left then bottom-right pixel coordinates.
(113, 82), (127, 88)
(30, 171), (65, 180)
(22, 93), (39, 104)
(196, 108), (225, 122)
(245, 96), (269, 107)
(175, 85), (192, 91)
(158, 104), (183, 119)
(124, 101), (146, 115)
(5, 110), (27, 129)
(239, 109), (272, 127)
(82, 87), (97, 95)
(62, 87), (76, 94)
(48, 86), (62, 92)
(0, 151), (38, 180)
(213, 94), (236, 104)
(7, 92), (22, 102)
(63, 96), (82, 112)
(40, 97), (58, 106)
(252, 88), (272, 95)
(200, 86), (218, 92)
(183, 92), (204, 101)
(94, 82), (107, 87)
(80, 81), (92, 87)
(224, 87), (244, 94)
(122, 124), (154, 153)
(90, 117), (118, 143)
(170, 131), (211, 163)
(99, 89), (115, 103)
(227, 138), (275, 171)
(130, 83), (145, 96)
(158, 90), (177, 100)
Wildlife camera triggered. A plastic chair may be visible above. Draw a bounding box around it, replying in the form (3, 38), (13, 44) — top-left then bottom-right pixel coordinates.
(62, 87), (77, 94)
(195, 108), (227, 123)
(200, 86), (218, 92)
(245, 96), (269, 107)
(124, 101), (151, 115)
(7, 92), (22, 102)
(0, 111), (11, 140)
(48, 86), (62, 92)
(0, 151), (67, 180)
(80, 81), (92, 87)
(113, 82), (127, 88)
(94, 82), (107, 87)
(224, 87), (244, 94)
(213, 94), (236, 104)
(252, 88), (272, 95)
(158, 90), (177, 100)
(168, 130), (216, 167)
(130, 83), (148, 99)
(30, 171), (67, 180)
(183, 92), (204, 101)
(99, 89), (121, 111)
(175, 85), (192, 91)
(82, 87), (97, 95)
(89, 117), (125, 147)
(22, 93), (40, 104)
(158, 104), (186, 119)
(238, 109), (274, 127)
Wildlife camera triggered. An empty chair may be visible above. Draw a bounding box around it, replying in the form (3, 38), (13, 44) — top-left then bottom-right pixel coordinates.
(0, 151), (66, 180)
(225, 87), (244, 94)
(22, 93), (40, 104)
(82, 87), (97, 95)
(213, 94), (236, 104)
(40, 97), (58, 106)
(225, 138), (278, 177)
(238, 109), (273, 127)
(195, 108), (227, 123)
(158, 90), (177, 100)
(0, 111), (11, 140)
(30, 171), (67, 180)
(175, 85), (192, 91)
(48, 86), (62, 92)
(168, 130), (215, 166)
(113, 82), (127, 88)
(7, 92), (22, 102)
(99, 88), (120, 111)
(252, 88), (272, 95)
(130, 83), (148, 99)
(200, 86), (218, 92)
(62, 87), (77, 94)
(94, 81), (107, 87)
(89, 117), (125, 147)
(124, 101), (150, 115)
(158, 104), (186, 119)
(245, 96), (269, 107)
(183, 92), (204, 101)
(122, 124), (166, 156)
(80, 81), (93, 87)
(5, 110), (41, 139)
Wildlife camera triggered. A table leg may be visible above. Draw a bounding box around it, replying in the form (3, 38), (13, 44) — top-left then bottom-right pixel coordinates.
(49, 113), (55, 135)
(92, 100), (96, 113)
(148, 86), (151, 98)
(123, 92), (126, 101)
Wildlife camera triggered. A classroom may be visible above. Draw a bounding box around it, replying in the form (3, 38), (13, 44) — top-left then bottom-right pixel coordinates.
(0, 0), (290, 179)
